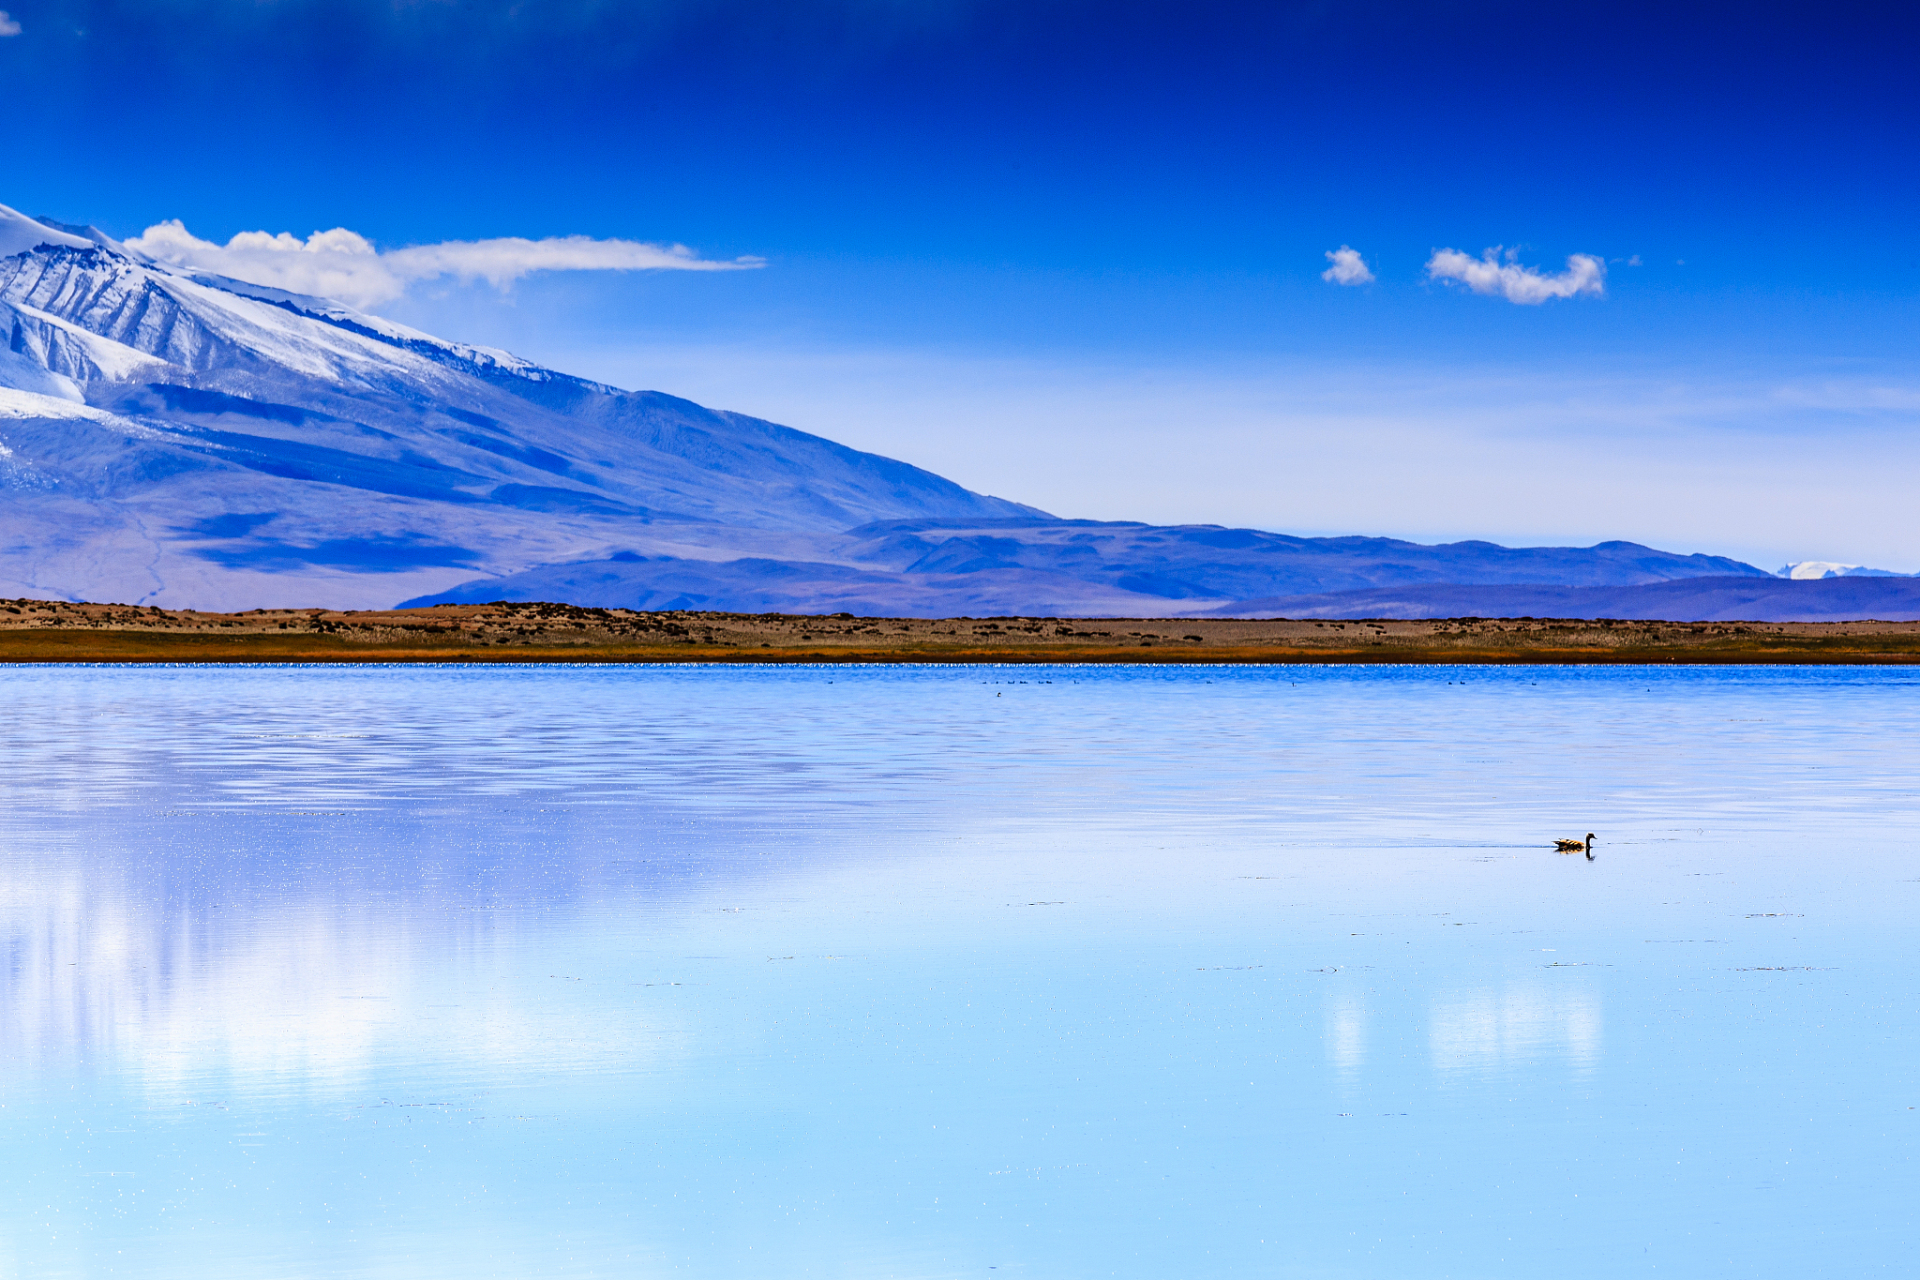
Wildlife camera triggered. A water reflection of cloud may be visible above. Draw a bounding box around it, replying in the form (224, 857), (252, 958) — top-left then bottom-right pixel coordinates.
(0, 863), (659, 1096)
(1428, 983), (1601, 1076)
(1325, 1000), (1367, 1078)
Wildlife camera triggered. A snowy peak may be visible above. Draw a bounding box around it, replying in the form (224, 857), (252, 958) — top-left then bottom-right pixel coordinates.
(0, 205), (93, 259)
(0, 214), (584, 397)
(1779, 560), (1914, 579)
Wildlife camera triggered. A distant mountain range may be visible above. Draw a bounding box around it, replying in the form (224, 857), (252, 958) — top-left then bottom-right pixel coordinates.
(1202, 576), (1920, 623)
(396, 521), (1768, 616)
(0, 202), (1907, 621)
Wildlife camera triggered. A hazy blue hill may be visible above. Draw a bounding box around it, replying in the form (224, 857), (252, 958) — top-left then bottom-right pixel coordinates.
(831, 520), (1767, 595)
(1205, 576), (1920, 622)
(403, 525), (1776, 616)
(398, 553), (1175, 617)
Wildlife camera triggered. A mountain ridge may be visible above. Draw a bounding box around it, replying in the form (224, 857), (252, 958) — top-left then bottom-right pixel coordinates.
(0, 201), (1865, 619)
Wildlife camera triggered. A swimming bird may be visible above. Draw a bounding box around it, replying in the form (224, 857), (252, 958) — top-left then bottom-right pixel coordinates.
(1554, 832), (1596, 854)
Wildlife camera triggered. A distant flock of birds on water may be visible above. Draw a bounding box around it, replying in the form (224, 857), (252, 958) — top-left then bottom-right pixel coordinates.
(1555, 832), (1597, 860)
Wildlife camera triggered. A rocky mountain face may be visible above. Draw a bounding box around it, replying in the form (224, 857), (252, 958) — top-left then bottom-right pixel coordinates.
(0, 203), (1801, 617)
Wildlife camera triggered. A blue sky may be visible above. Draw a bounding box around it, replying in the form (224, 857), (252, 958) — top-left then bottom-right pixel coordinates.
(4, 0), (1918, 568)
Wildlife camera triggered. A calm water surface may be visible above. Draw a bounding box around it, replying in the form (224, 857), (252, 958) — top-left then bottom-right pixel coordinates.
(0, 664), (1914, 1278)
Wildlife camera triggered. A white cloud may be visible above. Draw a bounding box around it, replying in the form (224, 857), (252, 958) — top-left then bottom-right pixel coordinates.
(1425, 247), (1605, 304)
(1321, 245), (1375, 286)
(123, 219), (763, 311)
(0, 11), (20, 36)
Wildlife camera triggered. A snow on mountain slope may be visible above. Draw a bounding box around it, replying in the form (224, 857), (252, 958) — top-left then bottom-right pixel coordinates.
(0, 241), (545, 391)
(0, 385), (129, 422)
(2, 297), (170, 389)
(0, 203), (1782, 615)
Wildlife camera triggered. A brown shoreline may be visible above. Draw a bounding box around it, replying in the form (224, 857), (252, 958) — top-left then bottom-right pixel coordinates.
(3, 598), (1920, 663)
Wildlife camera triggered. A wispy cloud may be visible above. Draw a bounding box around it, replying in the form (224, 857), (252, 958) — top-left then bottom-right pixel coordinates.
(123, 220), (763, 311)
(1321, 245), (1375, 286)
(1425, 247), (1605, 304)
(0, 11), (21, 36)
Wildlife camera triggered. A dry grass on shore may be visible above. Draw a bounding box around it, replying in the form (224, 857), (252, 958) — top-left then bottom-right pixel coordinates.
(2, 598), (1920, 663)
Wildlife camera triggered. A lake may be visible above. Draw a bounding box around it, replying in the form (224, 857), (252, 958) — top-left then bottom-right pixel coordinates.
(0, 663), (1913, 1278)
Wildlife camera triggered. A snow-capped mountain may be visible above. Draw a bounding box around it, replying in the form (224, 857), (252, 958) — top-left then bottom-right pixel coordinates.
(0, 205), (1046, 609)
(1778, 561), (1913, 580)
(0, 203), (1786, 614)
